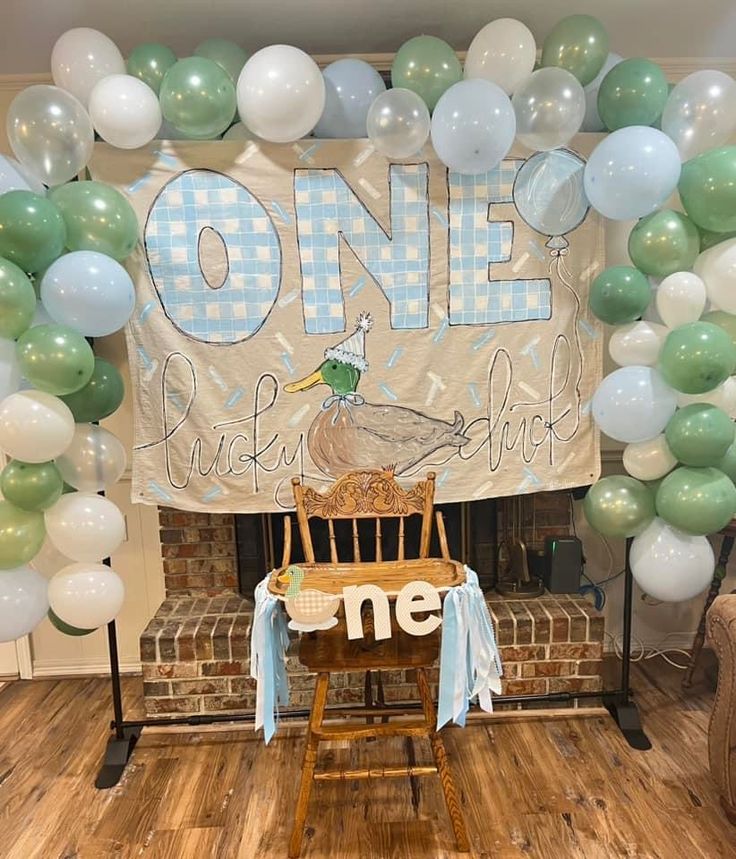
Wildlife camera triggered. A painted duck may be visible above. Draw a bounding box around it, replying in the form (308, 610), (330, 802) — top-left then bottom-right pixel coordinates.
(277, 565), (340, 632)
(284, 313), (469, 478)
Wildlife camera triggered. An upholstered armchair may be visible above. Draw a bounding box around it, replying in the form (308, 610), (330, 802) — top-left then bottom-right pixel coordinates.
(707, 594), (736, 824)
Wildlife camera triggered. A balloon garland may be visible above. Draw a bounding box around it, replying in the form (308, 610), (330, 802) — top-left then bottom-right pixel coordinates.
(2, 14), (736, 641)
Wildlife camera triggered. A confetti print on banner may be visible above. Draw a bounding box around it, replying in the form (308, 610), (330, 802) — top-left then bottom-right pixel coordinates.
(270, 201), (291, 225)
(208, 366), (227, 391)
(578, 319), (599, 339)
(523, 466), (542, 486)
(353, 145), (374, 167)
(431, 207), (448, 228)
(147, 480), (172, 503)
(166, 392), (185, 413)
(288, 404), (310, 427)
(152, 149), (180, 169)
(436, 468), (450, 488)
(433, 318), (449, 344)
(201, 485), (224, 503)
(278, 290), (299, 308)
(225, 388), (245, 409)
(349, 276), (366, 297)
(386, 347), (404, 369)
(281, 353), (295, 375)
(139, 301), (156, 323)
(378, 382), (398, 401)
(425, 371), (446, 407)
(467, 383), (481, 408)
(275, 332), (293, 355)
(521, 337), (541, 369)
(472, 331), (495, 351)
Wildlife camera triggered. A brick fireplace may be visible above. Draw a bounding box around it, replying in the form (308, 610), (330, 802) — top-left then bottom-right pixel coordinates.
(140, 494), (604, 717)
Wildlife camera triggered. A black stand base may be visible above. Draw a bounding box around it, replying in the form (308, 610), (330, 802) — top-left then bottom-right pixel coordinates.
(95, 726), (141, 789)
(604, 697), (652, 751)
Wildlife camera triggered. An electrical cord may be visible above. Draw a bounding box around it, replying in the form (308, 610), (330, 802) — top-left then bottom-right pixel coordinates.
(605, 631), (694, 670)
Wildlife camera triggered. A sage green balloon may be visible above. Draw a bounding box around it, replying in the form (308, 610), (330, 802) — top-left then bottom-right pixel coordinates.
(717, 441), (736, 483)
(48, 607), (94, 637)
(659, 322), (736, 394)
(15, 323), (94, 395)
(540, 14), (609, 86)
(49, 181), (138, 261)
(0, 191), (66, 274)
(665, 403), (736, 466)
(655, 466), (736, 535)
(699, 227), (736, 252)
(391, 35), (462, 111)
(0, 460), (63, 512)
(583, 475), (655, 538)
(679, 146), (736, 233)
(59, 357), (124, 422)
(159, 57), (236, 139)
(0, 500), (45, 569)
(628, 210), (700, 278)
(701, 310), (736, 349)
(127, 42), (177, 94)
(597, 58), (669, 131)
(0, 257), (36, 338)
(194, 38), (247, 83)
(589, 265), (651, 325)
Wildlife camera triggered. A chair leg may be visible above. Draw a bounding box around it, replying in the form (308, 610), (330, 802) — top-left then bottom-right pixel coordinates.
(288, 672), (330, 859)
(416, 668), (470, 853)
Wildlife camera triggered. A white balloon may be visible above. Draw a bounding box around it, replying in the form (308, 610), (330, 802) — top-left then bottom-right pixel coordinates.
(0, 154), (46, 196)
(662, 70), (736, 160)
(630, 517), (714, 602)
(236, 45), (325, 143)
(464, 18), (536, 95)
(0, 566), (48, 643)
(0, 337), (21, 402)
(592, 366), (677, 443)
(55, 424), (127, 492)
(45, 492), (125, 563)
(51, 28), (125, 105)
(88, 74), (161, 149)
(0, 390), (74, 462)
(694, 239), (736, 314)
(623, 435), (677, 481)
(48, 562), (124, 629)
(608, 321), (667, 367)
(581, 53), (624, 132)
(676, 375), (736, 416)
(655, 271), (707, 328)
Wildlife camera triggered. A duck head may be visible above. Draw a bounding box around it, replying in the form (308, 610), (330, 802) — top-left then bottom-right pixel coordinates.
(284, 359), (360, 397)
(277, 564), (306, 597)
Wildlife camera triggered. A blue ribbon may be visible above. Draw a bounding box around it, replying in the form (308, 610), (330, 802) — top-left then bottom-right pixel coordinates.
(321, 392), (365, 424)
(251, 577), (290, 744)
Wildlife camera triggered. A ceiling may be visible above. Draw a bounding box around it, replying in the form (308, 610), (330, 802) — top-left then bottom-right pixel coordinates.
(2, 0), (735, 75)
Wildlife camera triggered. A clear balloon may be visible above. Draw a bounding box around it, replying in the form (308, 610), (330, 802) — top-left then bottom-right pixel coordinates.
(160, 57), (236, 139)
(583, 127), (681, 221)
(628, 210), (700, 278)
(0, 460), (63, 512)
(655, 271), (707, 328)
(55, 424), (127, 492)
(0, 154), (46, 196)
(597, 58), (669, 131)
(391, 35), (462, 111)
(6, 85), (94, 187)
(659, 321), (736, 394)
(366, 88), (430, 159)
(464, 18), (536, 95)
(512, 67), (585, 151)
(45, 492), (125, 563)
(59, 358), (124, 423)
(665, 403), (735, 466)
(581, 53), (624, 132)
(48, 562), (124, 629)
(40, 251), (135, 337)
(0, 337), (21, 402)
(630, 517), (714, 602)
(0, 258), (36, 339)
(0, 566), (49, 643)
(592, 366), (677, 443)
(0, 390), (74, 462)
(694, 238), (736, 314)
(540, 14), (609, 86)
(583, 475), (655, 538)
(88, 74), (162, 149)
(623, 434), (677, 481)
(313, 59), (385, 138)
(679, 146), (736, 233)
(0, 190), (66, 274)
(237, 45), (325, 143)
(16, 323), (94, 396)
(194, 38), (247, 83)
(655, 465), (736, 535)
(126, 42), (176, 94)
(608, 321), (667, 367)
(431, 79), (515, 175)
(662, 70), (736, 160)
(51, 27), (125, 104)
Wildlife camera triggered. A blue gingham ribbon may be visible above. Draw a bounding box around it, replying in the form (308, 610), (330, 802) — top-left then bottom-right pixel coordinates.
(250, 576), (290, 743)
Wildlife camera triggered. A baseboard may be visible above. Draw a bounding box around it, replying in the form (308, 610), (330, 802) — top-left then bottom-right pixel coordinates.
(31, 658), (141, 678)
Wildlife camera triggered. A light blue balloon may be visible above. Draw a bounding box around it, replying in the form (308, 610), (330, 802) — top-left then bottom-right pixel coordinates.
(513, 149), (589, 241)
(592, 366), (677, 444)
(431, 79), (515, 175)
(581, 53), (624, 132)
(40, 251), (135, 337)
(313, 59), (386, 138)
(0, 565), (48, 643)
(583, 126), (681, 221)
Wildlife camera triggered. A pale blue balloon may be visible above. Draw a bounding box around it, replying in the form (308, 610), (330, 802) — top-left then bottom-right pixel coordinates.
(513, 149), (588, 241)
(313, 59), (386, 138)
(592, 366), (677, 443)
(40, 251), (135, 337)
(0, 566), (48, 643)
(431, 79), (515, 175)
(583, 126), (681, 221)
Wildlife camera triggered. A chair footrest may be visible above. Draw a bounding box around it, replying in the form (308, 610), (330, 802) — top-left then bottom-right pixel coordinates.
(313, 720), (429, 740)
(314, 765), (438, 781)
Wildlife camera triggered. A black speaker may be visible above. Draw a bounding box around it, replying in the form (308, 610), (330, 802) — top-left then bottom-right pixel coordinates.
(543, 536), (583, 594)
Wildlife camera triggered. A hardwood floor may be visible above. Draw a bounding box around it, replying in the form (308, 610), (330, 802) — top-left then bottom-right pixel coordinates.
(0, 661), (733, 858)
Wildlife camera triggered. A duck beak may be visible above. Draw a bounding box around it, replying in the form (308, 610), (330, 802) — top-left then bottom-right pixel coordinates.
(284, 368), (324, 393)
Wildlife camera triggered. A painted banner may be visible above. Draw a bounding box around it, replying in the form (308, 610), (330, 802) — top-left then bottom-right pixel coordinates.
(89, 138), (604, 513)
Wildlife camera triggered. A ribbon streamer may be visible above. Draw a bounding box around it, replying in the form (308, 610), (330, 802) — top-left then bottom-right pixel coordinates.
(250, 576), (290, 743)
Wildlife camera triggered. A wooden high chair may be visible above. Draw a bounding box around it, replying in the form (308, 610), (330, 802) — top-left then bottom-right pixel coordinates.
(270, 469), (470, 857)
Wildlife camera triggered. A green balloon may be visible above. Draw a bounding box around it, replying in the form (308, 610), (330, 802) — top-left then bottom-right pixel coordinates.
(698, 227), (736, 252)
(160, 57), (236, 139)
(0, 500), (45, 569)
(717, 441), (736, 483)
(49, 181), (138, 262)
(665, 403), (736, 467)
(48, 608), (95, 637)
(628, 210), (700, 278)
(656, 466), (736, 535)
(16, 323), (94, 395)
(540, 14), (609, 86)
(0, 460), (63, 512)
(391, 35), (462, 111)
(194, 38), (247, 83)
(0, 191), (66, 274)
(659, 322), (736, 395)
(701, 310), (736, 350)
(59, 357), (125, 422)
(583, 475), (655, 538)
(679, 146), (736, 233)
(597, 58), (669, 130)
(0, 257), (36, 339)
(127, 42), (177, 94)
(589, 265), (651, 325)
